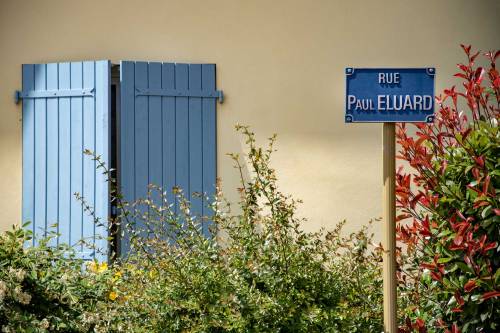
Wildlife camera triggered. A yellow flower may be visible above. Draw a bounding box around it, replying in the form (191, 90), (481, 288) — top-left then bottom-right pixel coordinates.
(109, 291), (118, 301)
(112, 271), (122, 282)
(87, 261), (98, 273)
(97, 262), (108, 273)
(87, 261), (108, 274)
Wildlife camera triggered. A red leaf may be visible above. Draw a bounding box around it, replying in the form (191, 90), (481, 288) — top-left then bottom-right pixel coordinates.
(455, 290), (464, 306)
(482, 242), (497, 253)
(454, 73), (467, 79)
(494, 77), (500, 88)
(493, 208), (500, 216)
(396, 214), (412, 222)
(464, 279), (477, 293)
(456, 210), (466, 220)
(461, 44), (471, 55)
(470, 51), (480, 63)
(482, 291), (500, 301)
(467, 185), (481, 194)
(457, 64), (468, 72)
(430, 271), (442, 282)
(421, 262), (436, 270)
(461, 128), (472, 141)
(473, 156), (485, 168)
(440, 160), (448, 176)
(451, 323), (461, 333)
(471, 168), (481, 180)
(410, 193), (424, 209)
(482, 174), (491, 194)
(453, 233), (464, 246)
(473, 200), (489, 209)
(474, 67), (485, 84)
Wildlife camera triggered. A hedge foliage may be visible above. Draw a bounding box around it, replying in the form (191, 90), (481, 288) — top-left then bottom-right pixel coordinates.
(1, 126), (383, 332)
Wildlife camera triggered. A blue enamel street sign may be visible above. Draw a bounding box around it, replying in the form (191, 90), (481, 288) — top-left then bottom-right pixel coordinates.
(345, 68), (435, 123)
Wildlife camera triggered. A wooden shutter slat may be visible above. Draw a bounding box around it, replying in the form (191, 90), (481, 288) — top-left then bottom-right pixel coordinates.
(22, 64), (35, 245)
(94, 60), (110, 261)
(34, 64), (47, 241)
(58, 62), (72, 246)
(70, 62), (84, 246)
(46, 63), (59, 247)
(134, 62), (149, 235)
(174, 64), (190, 214)
(82, 61), (96, 254)
(148, 62), (163, 206)
(161, 63), (176, 207)
(202, 64), (217, 236)
(188, 64), (203, 218)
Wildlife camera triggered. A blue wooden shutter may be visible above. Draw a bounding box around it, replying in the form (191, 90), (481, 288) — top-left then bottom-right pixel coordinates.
(21, 61), (110, 261)
(120, 62), (218, 252)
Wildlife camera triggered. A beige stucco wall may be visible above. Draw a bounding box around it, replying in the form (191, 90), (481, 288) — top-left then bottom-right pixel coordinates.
(0, 0), (499, 240)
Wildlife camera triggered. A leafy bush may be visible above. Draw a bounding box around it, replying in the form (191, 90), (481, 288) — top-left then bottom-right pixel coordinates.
(1, 126), (384, 332)
(396, 46), (499, 332)
(0, 226), (112, 332)
(98, 126), (383, 332)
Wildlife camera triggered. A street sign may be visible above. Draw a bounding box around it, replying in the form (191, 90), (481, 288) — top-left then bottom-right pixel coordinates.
(345, 68), (435, 123)
(344, 67), (436, 333)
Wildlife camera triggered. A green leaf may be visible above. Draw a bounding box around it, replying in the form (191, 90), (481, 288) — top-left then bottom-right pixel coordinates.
(481, 205), (492, 219)
(437, 257), (454, 264)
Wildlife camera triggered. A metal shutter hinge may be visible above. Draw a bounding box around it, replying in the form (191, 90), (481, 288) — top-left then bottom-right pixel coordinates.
(15, 88), (96, 104)
(135, 88), (224, 104)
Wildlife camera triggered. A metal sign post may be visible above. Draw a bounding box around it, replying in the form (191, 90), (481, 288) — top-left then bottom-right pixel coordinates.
(382, 122), (397, 333)
(345, 68), (435, 333)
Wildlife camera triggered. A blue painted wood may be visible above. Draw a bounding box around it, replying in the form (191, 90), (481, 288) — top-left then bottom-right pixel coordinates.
(161, 63), (176, 208)
(34, 64), (47, 241)
(82, 61), (96, 255)
(134, 62), (149, 234)
(119, 61), (135, 255)
(202, 64), (217, 236)
(22, 64), (35, 246)
(71, 62), (84, 247)
(22, 61), (110, 261)
(175, 64), (189, 214)
(148, 63), (163, 207)
(119, 61), (218, 252)
(94, 60), (110, 262)
(189, 64), (203, 219)
(58, 62), (71, 246)
(46, 63), (59, 247)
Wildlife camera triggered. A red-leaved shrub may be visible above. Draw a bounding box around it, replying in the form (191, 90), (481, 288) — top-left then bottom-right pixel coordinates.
(396, 46), (499, 333)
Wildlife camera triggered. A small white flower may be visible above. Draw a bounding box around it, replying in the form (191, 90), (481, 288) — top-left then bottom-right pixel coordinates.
(8, 268), (26, 282)
(40, 318), (50, 329)
(0, 280), (7, 301)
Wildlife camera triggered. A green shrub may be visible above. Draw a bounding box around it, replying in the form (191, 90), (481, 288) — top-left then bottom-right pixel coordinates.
(99, 125), (383, 332)
(0, 226), (112, 332)
(1, 126), (384, 332)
